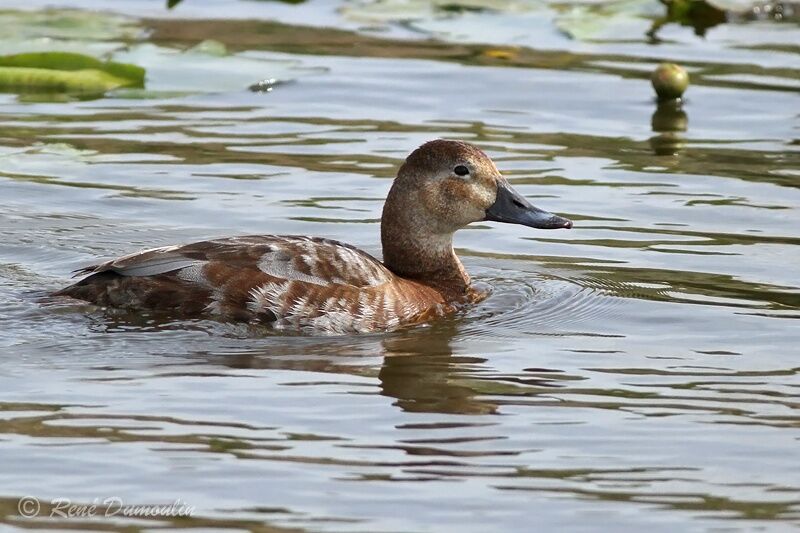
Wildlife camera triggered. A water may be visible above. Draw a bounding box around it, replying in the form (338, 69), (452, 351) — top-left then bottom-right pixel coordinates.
(0, 1), (799, 531)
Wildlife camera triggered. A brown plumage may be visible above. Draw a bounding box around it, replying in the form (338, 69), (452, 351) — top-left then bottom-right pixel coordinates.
(55, 140), (572, 334)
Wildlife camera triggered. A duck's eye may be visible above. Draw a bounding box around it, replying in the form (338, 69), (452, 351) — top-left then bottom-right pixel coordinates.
(453, 165), (469, 176)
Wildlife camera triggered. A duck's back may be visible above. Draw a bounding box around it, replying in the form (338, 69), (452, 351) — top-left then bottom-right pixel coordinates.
(57, 235), (446, 333)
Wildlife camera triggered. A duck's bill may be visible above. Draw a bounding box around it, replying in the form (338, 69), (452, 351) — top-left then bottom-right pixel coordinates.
(484, 181), (572, 229)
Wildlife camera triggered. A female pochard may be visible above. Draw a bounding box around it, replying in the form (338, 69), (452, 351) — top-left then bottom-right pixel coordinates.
(57, 140), (572, 333)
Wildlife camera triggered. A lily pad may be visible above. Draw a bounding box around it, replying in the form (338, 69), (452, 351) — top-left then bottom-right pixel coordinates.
(186, 39), (228, 57)
(0, 52), (145, 94)
(0, 67), (134, 94)
(168, 0), (306, 8)
(0, 52), (144, 84)
(555, 0), (661, 41)
(340, 0), (525, 23)
(0, 9), (143, 41)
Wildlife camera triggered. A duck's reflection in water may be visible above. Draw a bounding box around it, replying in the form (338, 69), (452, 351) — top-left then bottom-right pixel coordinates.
(378, 322), (498, 415)
(185, 317), (573, 416)
(181, 320), (503, 415)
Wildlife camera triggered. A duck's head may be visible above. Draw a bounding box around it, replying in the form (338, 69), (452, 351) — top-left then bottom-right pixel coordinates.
(387, 139), (572, 235)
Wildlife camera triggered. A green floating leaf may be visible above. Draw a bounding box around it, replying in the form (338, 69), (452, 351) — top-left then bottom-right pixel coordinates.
(0, 52), (144, 94)
(186, 39), (228, 57)
(0, 8), (142, 41)
(555, 0), (659, 41)
(0, 52), (144, 84)
(0, 67), (129, 94)
(168, 0), (305, 8)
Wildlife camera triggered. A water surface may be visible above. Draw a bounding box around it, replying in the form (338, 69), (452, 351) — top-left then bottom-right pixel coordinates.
(0, 1), (799, 531)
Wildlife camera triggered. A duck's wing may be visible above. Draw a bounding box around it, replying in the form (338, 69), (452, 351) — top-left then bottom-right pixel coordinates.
(74, 235), (394, 289)
(72, 244), (200, 278)
(60, 235), (444, 332)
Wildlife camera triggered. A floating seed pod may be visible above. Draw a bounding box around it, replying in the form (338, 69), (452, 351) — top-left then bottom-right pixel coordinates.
(651, 62), (689, 101)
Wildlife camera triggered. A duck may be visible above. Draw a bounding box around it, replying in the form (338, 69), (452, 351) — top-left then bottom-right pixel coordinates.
(55, 139), (572, 334)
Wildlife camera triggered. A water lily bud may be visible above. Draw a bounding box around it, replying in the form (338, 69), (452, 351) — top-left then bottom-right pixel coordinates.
(651, 63), (689, 101)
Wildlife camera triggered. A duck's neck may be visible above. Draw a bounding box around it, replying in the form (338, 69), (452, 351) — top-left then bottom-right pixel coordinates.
(381, 192), (471, 296)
